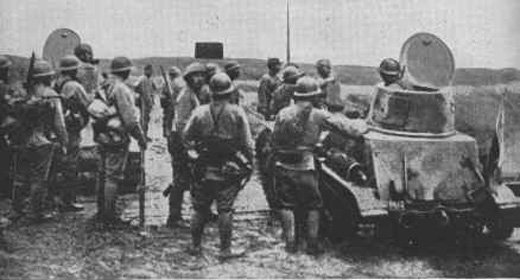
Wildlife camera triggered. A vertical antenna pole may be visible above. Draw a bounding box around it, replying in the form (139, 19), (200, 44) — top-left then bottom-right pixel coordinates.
(286, 0), (291, 63)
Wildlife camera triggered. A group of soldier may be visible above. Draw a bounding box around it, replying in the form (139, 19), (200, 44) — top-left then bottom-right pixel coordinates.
(0, 44), (408, 259)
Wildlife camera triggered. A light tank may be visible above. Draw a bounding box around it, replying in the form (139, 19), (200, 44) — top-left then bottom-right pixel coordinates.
(257, 32), (520, 246)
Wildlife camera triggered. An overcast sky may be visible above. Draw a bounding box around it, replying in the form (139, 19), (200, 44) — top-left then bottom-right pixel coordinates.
(0, 0), (519, 68)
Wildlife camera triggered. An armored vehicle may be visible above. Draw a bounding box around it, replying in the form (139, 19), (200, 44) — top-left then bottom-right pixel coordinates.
(257, 33), (520, 245)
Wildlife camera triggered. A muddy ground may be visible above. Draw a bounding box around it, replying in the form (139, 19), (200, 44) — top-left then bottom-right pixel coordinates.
(1, 101), (520, 279)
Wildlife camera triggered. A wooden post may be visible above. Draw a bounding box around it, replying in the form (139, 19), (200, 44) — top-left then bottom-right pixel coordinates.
(139, 94), (146, 229)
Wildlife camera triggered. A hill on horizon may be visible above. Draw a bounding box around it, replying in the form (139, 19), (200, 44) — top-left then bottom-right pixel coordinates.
(4, 55), (520, 87)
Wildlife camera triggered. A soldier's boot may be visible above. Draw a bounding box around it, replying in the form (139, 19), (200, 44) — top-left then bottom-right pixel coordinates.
(166, 184), (187, 228)
(306, 210), (324, 256)
(279, 209), (297, 253)
(218, 211), (245, 261)
(189, 210), (206, 256)
(26, 182), (53, 223)
(59, 180), (84, 212)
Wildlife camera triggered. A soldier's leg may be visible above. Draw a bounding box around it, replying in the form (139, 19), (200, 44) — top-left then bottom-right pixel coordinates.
(102, 148), (129, 222)
(300, 171), (324, 255)
(9, 148), (26, 219)
(26, 144), (55, 222)
(189, 180), (212, 255)
(60, 142), (83, 211)
(215, 180), (243, 258)
(96, 147), (106, 217)
(274, 167), (298, 253)
(166, 132), (187, 226)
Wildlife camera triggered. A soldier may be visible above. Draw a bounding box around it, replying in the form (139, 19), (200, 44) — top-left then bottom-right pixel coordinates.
(269, 65), (303, 116)
(224, 61), (242, 105)
(378, 58), (408, 89)
(183, 73), (253, 259)
(161, 66), (184, 141)
(0, 56), (13, 198)
(135, 64), (156, 140)
(315, 59), (342, 112)
(54, 55), (92, 212)
(93, 56), (147, 226)
(257, 58), (282, 120)
(271, 76), (367, 255)
(74, 43), (102, 96)
(165, 62), (208, 228)
(10, 59), (68, 223)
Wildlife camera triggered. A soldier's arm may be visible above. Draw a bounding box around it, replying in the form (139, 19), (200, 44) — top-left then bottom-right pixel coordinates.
(52, 98), (69, 147)
(257, 77), (269, 113)
(237, 108), (254, 161)
(114, 86), (146, 145)
(181, 109), (200, 148)
(320, 110), (368, 138)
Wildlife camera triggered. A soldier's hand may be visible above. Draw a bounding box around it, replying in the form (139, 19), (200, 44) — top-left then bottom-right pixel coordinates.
(163, 129), (171, 138)
(61, 146), (68, 156)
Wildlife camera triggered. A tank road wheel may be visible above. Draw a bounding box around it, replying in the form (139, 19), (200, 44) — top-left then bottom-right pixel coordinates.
(319, 175), (360, 244)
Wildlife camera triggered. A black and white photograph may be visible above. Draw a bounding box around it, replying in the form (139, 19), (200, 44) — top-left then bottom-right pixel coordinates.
(0, 0), (520, 278)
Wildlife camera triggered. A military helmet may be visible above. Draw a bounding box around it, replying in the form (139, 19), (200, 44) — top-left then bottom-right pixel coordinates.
(282, 66), (304, 82)
(32, 59), (55, 78)
(206, 63), (220, 77)
(183, 62), (207, 80)
(74, 43), (93, 57)
(0, 56), (12, 69)
(110, 56), (133, 73)
(379, 58), (401, 76)
(58, 55), (81, 71)
(224, 61), (240, 72)
(209, 73), (235, 96)
(293, 76), (321, 99)
(267, 57), (282, 68)
(315, 58), (331, 67)
(168, 66), (181, 76)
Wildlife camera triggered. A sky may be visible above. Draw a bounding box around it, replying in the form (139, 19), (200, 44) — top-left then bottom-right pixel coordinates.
(0, 0), (519, 68)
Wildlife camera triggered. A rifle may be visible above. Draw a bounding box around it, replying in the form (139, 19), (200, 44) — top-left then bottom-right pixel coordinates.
(24, 52), (36, 92)
(159, 65), (173, 101)
(138, 94), (146, 229)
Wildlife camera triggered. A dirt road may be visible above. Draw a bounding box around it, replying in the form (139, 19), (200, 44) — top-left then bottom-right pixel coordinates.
(1, 101), (520, 279)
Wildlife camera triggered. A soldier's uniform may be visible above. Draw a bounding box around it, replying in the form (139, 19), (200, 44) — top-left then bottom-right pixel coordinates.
(54, 55), (92, 211)
(316, 59), (342, 112)
(11, 60), (69, 222)
(93, 57), (146, 224)
(257, 58), (282, 119)
(165, 62), (209, 227)
(183, 73), (253, 259)
(271, 76), (367, 254)
(135, 65), (155, 138)
(269, 66), (303, 116)
(161, 66), (184, 140)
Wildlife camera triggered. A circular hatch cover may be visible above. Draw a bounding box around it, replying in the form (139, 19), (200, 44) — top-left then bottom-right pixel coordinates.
(43, 28), (81, 69)
(400, 33), (455, 88)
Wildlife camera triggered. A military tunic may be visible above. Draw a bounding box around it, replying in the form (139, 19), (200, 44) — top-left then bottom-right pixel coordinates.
(271, 104), (367, 209)
(257, 73), (282, 118)
(183, 102), (253, 212)
(270, 83), (297, 117)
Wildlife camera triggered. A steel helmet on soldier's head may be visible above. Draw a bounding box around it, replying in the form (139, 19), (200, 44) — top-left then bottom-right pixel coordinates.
(168, 66), (181, 76)
(379, 58), (401, 76)
(110, 56), (133, 73)
(0, 56), (12, 69)
(58, 55), (80, 72)
(282, 66), (304, 82)
(209, 73), (235, 96)
(293, 76), (321, 99)
(267, 57), (282, 68)
(74, 43), (93, 57)
(183, 62), (207, 80)
(315, 58), (331, 67)
(32, 59), (55, 78)
(206, 63), (220, 77)
(224, 61), (240, 72)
